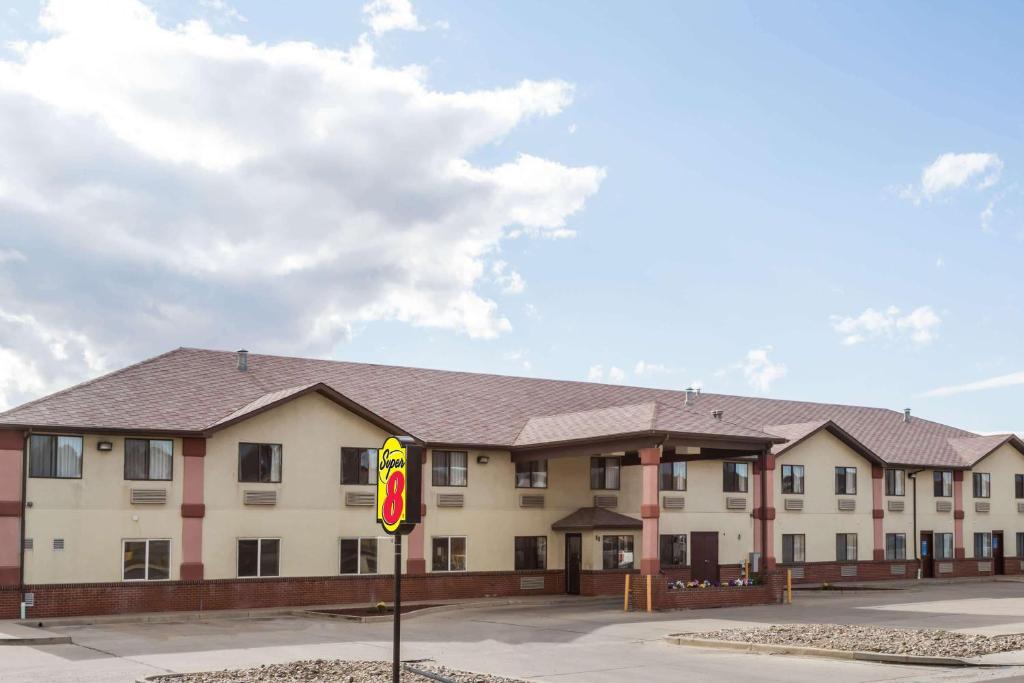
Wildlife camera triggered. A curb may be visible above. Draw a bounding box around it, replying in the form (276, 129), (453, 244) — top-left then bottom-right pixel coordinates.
(664, 635), (1004, 667)
(0, 635), (73, 646)
(302, 603), (467, 623)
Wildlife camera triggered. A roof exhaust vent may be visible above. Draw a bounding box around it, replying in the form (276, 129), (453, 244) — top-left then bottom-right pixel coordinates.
(684, 387), (695, 405)
(711, 409), (723, 421)
(236, 349), (248, 372)
(903, 408), (911, 423)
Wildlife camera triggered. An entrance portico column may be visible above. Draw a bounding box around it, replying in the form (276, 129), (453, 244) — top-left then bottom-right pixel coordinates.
(759, 449), (776, 570)
(953, 471), (965, 560)
(638, 446), (662, 575)
(406, 448), (428, 575)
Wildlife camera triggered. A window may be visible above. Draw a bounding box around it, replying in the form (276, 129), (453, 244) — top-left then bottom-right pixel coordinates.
(723, 462), (749, 493)
(341, 447), (377, 485)
(515, 460), (548, 488)
(237, 538), (280, 577)
(835, 467), (857, 495)
(782, 534), (805, 564)
(514, 536), (547, 570)
(340, 537), (378, 574)
(1016, 474), (1024, 499)
(934, 533), (954, 560)
(781, 464), (804, 494)
(122, 539), (170, 581)
(933, 470), (952, 497)
(836, 533), (858, 561)
(28, 435), (83, 479)
(432, 451), (468, 487)
(432, 536), (467, 571)
(886, 533), (907, 560)
(1018, 532), (1024, 557)
(238, 443), (282, 483)
(974, 532), (992, 559)
(590, 456), (621, 490)
(124, 439), (173, 481)
(972, 472), (991, 498)
(885, 469), (905, 497)
(659, 461), (687, 491)
(602, 535), (634, 569)
(660, 534), (687, 567)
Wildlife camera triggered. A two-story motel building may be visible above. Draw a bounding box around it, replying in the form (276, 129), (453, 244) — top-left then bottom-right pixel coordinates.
(0, 348), (1022, 618)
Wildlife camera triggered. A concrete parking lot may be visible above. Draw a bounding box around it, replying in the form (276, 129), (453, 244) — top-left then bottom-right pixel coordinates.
(3, 581), (1024, 682)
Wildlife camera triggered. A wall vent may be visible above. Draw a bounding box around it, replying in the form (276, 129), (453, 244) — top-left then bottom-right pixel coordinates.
(594, 495), (618, 509)
(130, 488), (167, 505)
(519, 494), (545, 509)
(890, 564), (906, 575)
(243, 490), (277, 506)
(519, 576), (545, 590)
(975, 501), (991, 513)
(938, 562), (953, 574)
(23, 538), (33, 551)
(345, 492), (375, 507)
(22, 592), (34, 607)
(978, 561), (992, 572)
(52, 538), (64, 551)
(726, 497), (747, 511)
(437, 493), (465, 508)
(837, 498), (856, 512)
(784, 498), (803, 511)
(662, 496), (685, 510)
(840, 565), (858, 577)
(887, 500), (905, 512)
(1019, 502), (1024, 514)
(790, 566), (805, 579)
(936, 500), (953, 513)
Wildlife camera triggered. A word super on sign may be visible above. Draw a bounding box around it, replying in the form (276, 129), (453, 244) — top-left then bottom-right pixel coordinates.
(376, 436), (422, 535)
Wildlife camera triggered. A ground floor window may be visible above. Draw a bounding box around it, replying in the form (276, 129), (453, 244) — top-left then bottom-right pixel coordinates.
(122, 539), (170, 581)
(974, 533), (992, 559)
(659, 534), (686, 567)
(340, 537), (378, 574)
(432, 536), (467, 571)
(885, 533), (906, 560)
(238, 538), (280, 577)
(934, 533), (954, 560)
(514, 536), (547, 570)
(782, 534), (805, 564)
(835, 533), (857, 561)
(602, 535), (634, 569)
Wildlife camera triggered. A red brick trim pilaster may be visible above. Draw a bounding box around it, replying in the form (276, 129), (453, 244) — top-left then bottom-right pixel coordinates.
(638, 446), (661, 575)
(181, 438), (207, 582)
(640, 504), (659, 518)
(181, 504), (205, 518)
(0, 567), (18, 584)
(872, 509), (884, 519)
(180, 562), (204, 581)
(954, 510), (965, 520)
(0, 501), (21, 517)
(872, 549), (885, 560)
(182, 437), (206, 458)
(0, 430), (23, 450)
(752, 507), (776, 520)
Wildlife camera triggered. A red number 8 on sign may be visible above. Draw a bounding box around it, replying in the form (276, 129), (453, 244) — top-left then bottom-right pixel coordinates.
(381, 471), (405, 526)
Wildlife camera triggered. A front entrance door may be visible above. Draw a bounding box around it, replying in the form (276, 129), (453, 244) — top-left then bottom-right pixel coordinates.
(993, 531), (1005, 575)
(920, 531), (934, 578)
(565, 533), (582, 595)
(691, 532), (719, 583)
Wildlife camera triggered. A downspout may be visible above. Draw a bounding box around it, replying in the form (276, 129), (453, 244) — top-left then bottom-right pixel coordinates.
(18, 432), (28, 596)
(908, 469), (924, 576)
(760, 446), (769, 572)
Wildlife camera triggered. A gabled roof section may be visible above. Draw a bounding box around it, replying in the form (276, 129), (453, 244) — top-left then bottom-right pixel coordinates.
(551, 507), (643, 531)
(948, 433), (1024, 468)
(764, 419), (884, 465)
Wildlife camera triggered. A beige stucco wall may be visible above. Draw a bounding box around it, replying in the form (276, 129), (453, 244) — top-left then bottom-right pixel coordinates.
(912, 467), (957, 553)
(964, 443), (1024, 558)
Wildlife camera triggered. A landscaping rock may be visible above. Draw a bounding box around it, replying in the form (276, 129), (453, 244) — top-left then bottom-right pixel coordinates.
(152, 659), (529, 683)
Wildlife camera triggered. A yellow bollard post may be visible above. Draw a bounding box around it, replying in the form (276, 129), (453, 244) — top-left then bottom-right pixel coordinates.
(646, 574), (652, 613)
(786, 569), (793, 604)
(744, 559), (749, 581)
(624, 574), (630, 611)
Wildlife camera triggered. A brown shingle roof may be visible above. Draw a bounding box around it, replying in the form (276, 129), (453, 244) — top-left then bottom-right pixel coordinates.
(551, 507), (643, 531)
(0, 347), (997, 467)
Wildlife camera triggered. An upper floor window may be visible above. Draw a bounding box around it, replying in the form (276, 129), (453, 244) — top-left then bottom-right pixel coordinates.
(341, 447), (376, 485)
(835, 467), (857, 495)
(933, 470), (953, 497)
(590, 456), (621, 490)
(28, 434), (83, 479)
(238, 538), (280, 577)
(516, 460), (548, 488)
(340, 537), (377, 574)
(122, 539), (170, 581)
(835, 533), (857, 561)
(974, 532), (992, 559)
(238, 443), (282, 483)
(1017, 474), (1024, 499)
(432, 450), (468, 487)
(659, 461), (687, 491)
(781, 464), (804, 494)
(660, 534), (687, 567)
(124, 439), (173, 481)
(885, 469), (905, 496)
(514, 536), (547, 570)
(782, 534), (805, 564)
(723, 462), (749, 493)
(973, 472), (991, 498)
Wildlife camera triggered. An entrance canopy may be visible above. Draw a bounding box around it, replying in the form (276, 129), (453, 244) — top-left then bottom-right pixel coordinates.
(551, 507), (644, 531)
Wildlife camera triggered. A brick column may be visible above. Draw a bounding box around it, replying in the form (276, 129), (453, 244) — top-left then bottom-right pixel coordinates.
(872, 465), (885, 560)
(760, 451), (776, 570)
(752, 460), (763, 556)
(0, 430), (24, 585)
(180, 438), (206, 580)
(406, 449), (428, 575)
(953, 470), (965, 559)
(638, 446), (662, 576)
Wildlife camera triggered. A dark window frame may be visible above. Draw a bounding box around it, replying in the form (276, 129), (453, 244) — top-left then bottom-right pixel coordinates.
(781, 464), (805, 494)
(122, 538), (171, 581)
(514, 536), (547, 570)
(237, 442), (282, 483)
(782, 534), (806, 564)
(28, 434), (84, 480)
(431, 536), (467, 571)
(836, 533), (858, 561)
(590, 456), (622, 491)
(340, 447), (377, 485)
(237, 537), (280, 578)
(659, 461), (687, 491)
(124, 438), (174, 481)
(884, 468), (905, 497)
(601, 534), (635, 569)
(1017, 532), (1024, 557)
(515, 460), (548, 489)
(1016, 474), (1024, 499)
(974, 532), (993, 559)
(339, 537), (378, 575)
(972, 472), (991, 499)
(723, 461), (749, 493)
(835, 466), (857, 495)
(659, 534), (687, 567)
(432, 450), (469, 487)
(933, 470), (953, 497)
(885, 533), (907, 560)
(934, 532), (954, 560)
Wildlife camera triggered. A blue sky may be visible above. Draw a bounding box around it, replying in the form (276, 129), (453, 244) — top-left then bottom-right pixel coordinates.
(0, 0), (1021, 434)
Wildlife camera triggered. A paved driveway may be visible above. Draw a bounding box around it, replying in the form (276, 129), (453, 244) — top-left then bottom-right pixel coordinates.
(3, 581), (1024, 682)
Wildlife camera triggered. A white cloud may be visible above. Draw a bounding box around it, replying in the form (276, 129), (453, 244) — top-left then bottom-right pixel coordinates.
(922, 371), (1024, 398)
(830, 305), (941, 347)
(607, 366), (626, 383)
(900, 152), (1003, 203)
(587, 364), (625, 384)
(491, 260), (525, 294)
(742, 347), (786, 393)
(363, 0), (423, 35)
(634, 360), (670, 376)
(0, 249), (25, 264)
(199, 0), (246, 23)
(0, 0), (604, 409)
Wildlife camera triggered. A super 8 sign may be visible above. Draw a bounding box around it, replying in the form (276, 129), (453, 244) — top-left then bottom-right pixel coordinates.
(376, 436), (422, 535)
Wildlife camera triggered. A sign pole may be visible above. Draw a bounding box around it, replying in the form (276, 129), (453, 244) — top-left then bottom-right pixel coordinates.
(393, 533), (402, 683)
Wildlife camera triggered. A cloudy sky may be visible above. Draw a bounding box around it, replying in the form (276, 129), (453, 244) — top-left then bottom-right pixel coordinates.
(0, 1), (1021, 435)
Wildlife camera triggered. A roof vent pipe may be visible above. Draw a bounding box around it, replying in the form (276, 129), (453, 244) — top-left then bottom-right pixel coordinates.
(236, 349), (248, 372)
(712, 409), (723, 421)
(903, 408), (911, 423)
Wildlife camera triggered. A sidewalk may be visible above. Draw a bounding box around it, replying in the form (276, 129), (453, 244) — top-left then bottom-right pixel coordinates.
(0, 621), (71, 646)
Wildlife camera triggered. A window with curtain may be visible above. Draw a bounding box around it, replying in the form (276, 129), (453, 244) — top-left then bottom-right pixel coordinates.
(933, 470), (953, 497)
(782, 534), (805, 563)
(590, 456), (621, 490)
(238, 443), (282, 483)
(515, 460), (548, 488)
(885, 469), (905, 496)
(122, 539), (170, 581)
(340, 538), (378, 574)
(432, 536), (467, 571)
(835, 533), (858, 561)
(341, 447), (377, 485)
(781, 464), (804, 494)
(237, 538), (280, 577)
(1016, 474), (1024, 499)
(934, 533), (954, 560)
(886, 533), (906, 560)
(972, 472), (991, 498)
(835, 467), (857, 494)
(723, 462), (749, 493)
(432, 451), (468, 486)
(124, 439), (173, 481)
(974, 533), (992, 559)
(514, 536), (547, 570)
(28, 434), (83, 479)
(659, 461), (686, 491)
(659, 534), (687, 567)
(602, 535), (634, 569)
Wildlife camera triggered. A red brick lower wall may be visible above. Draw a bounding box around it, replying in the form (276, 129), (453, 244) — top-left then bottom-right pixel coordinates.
(779, 560), (918, 583)
(628, 572), (783, 611)
(580, 569), (636, 596)
(0, 570), (565, 619)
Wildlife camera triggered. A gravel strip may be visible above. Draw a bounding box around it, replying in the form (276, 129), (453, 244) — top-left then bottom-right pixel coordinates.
(151, 659), (530, 683)
(688, 624), (1024, 658)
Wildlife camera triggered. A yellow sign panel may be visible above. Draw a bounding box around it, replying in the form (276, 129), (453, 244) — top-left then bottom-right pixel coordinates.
(376, 436), (408, 534)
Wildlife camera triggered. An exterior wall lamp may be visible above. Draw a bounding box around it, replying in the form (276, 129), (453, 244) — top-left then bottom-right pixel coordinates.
(476, 455), (489, 464)
(97, 441), (114, 452)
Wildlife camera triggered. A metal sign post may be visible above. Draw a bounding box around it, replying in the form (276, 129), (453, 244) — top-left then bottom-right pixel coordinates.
(377, 436), (422, 683)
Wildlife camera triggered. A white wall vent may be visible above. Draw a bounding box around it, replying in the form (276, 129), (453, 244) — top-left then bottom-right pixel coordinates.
(519, 576), (545, 590)
(437, 493), (465, 508)
(840, 565), (858, 577)
(345, 492), (375, 507)
(22, 592), (34, 607)
(1019, 502), (1024, 513)
(938, 562), (953, 574)
(23, 538), (33, 551)
(662, 496), (685, 510)
(726, 497), (747, 511)
(936, 500), (953, 513)
(837, 498), (856, 512)
(519, 494), (545, 509)
(978, 561), (992, 572)
(52, 538), (64, 551)
(130, 488), (167, 505)
(594, 495), (618, 509)
(243, 490), (277, 506)
(790, 566), (805, 579)
(784, 498), (803, 511)
(887, 500), (905, 512)
(975, 501), (991, 513)
(890, 564), (906, 575)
